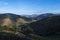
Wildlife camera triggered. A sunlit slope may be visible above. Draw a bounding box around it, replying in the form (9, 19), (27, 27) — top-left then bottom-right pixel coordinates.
(0, 13), (33, 32)
(2, 18), (13, 27)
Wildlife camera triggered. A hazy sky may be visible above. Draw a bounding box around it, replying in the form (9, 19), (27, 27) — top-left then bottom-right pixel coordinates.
(0, 0), (60, 15)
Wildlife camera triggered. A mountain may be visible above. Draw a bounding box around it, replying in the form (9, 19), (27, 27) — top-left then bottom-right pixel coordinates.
(1, 13), (60, 40)
(0, 13), (35, 40)
(22, 14), (39, 20)
(0, 13), (33, 26)
(0, 13), (32, 22)
(34, 13), (55, 20)
(29, 15), (60, 36)
(0, 13), (34, 35)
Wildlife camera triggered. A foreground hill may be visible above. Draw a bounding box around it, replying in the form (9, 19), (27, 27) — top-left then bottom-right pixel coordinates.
(29, 15), (60, 36)
(0, 32), (34, 40)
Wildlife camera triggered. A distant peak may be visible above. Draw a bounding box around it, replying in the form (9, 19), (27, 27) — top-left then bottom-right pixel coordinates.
(4, 13), (15, 15)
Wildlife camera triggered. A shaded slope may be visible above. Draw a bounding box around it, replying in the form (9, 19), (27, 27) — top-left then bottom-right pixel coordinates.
(29, 15), (60, 36)
(0, 32), (34, 40)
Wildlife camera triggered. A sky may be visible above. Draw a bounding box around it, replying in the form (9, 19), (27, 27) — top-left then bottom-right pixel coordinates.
(0, 0), (60, 15)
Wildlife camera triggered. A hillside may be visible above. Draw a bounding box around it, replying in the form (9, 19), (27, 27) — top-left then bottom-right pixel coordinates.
(1, 13), (60, 40)
(0, 13), (33, 26)
(34, 13), (55, 20)
(29, 15), (60, 36)
(0, 13), (34, 34)
(0, 13), (35, 40)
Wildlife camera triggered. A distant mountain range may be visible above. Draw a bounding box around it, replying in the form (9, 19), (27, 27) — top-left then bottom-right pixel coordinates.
(22, 14), (39, 20)
(34, 13), (55, 20)
(22, 13), (56, 20)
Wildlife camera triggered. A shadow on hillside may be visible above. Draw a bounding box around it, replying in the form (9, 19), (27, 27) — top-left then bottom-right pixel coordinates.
(0, 32), (21, 40)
